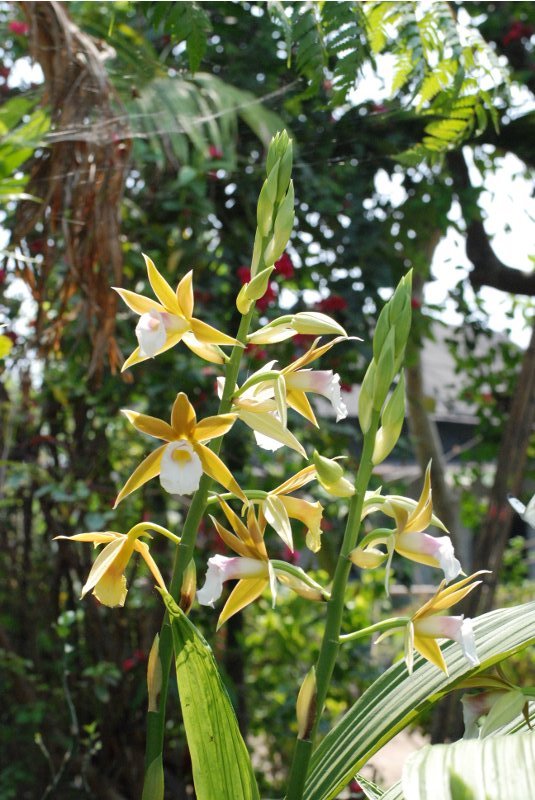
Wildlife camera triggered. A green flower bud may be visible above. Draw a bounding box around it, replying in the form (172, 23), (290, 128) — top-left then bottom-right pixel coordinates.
(236, 266), (275, 314)
(277, 140), (293, 202)
(250, 229), (263, 276)
(272, 180), (295, 255)
(313, 450), (344, 483)
(373, 374), (406, 464)
(291, 311), (347, 336)
(179, 559), (197, 615)
(358, 360), (376, 434)
(373, 327), (396, 411)
(296, 667), (317, 740)
(349, 544), (387, 569)
(373, 302), (391, 363)
(257, 164), (279, 237)
(147, 634), (162, 713)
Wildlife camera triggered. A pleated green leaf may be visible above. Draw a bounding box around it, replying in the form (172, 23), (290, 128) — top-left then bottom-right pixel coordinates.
(304, 602), (535, 800)
(402, 733), (535, 800)
(162, 591), (260, 800)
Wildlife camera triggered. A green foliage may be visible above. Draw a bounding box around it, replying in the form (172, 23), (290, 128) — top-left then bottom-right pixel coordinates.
(304, 602), (535, 800)
(142, 1), (212, 72)
(164, 592), (260, 800)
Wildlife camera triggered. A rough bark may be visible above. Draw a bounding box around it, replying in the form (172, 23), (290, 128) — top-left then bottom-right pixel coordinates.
(15, 1), (132, 378)
(467, 318), (535, 614)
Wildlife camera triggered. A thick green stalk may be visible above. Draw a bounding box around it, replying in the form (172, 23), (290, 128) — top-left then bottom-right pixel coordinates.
(144, 309), (254, 774)
(285, 409), (381, 800)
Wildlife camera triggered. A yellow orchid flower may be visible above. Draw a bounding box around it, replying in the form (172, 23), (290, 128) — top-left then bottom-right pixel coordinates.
(257, 465), (324, 553)
(197, 499), (328, 628)
(114, 254), (240, 369)
(54, 522), (173, 607)
(219, 336), (349, 456)
(351, 464), (461, 588)
(405, 571), (489, 674)
(114, 392), (245, 506)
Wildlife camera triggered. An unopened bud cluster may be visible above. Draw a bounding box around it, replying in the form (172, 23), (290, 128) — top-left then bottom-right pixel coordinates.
(358, 273), (412, 463)
(239, 131), (294, 313)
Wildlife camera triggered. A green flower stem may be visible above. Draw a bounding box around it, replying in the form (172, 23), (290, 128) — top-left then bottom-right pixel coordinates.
(144, 309), (254, 775)
(339, 616), (409, 644)
(285, 409), (381, 800)
(206, 489), (269, 505)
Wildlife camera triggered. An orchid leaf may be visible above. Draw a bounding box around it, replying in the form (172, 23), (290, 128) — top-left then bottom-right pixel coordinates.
(303, 602), (535, 800)
(162, 591), (260, 800)
(401, 733), (535, 799)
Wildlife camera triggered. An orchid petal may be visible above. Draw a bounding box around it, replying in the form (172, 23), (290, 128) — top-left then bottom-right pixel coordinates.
(264, 495), (294, 550)
(134, 539), (168, 591)
(114, 444), (166, 507)
(190, 318), (240, 347)
(217, 577), (269, 628)
(159, 441), (203, 495)
(238, 410), (307, 457)
(143, 253), (180, 312)
(194, 442), (246, 502)
(113, 287), (165, 315)
(194, 414), (237, 443)
(182, 331), (226, 364)
(81, 537), (126, 597)
(176, 270), (194, 318)
(122, 409), (176, 441)
(171, 392), (197, 438)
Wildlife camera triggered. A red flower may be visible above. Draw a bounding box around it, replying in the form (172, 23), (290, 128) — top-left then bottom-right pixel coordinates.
(237, 265), (251, 285)
(316, 295), (348, 313)
(246, 343), (268, 362)
(340, 381), (352, 393)
(8, 20), (29, 35)
(208, 145), (223, 160)
(0, 65), (10, 80)
(503, 21), (534, 46)
(0, 268), (6, 284)
(410, 297), (422, 310)
(274, 252), (294, 279)
(122, 657), (137, 673)
(256, 282), (277, 312)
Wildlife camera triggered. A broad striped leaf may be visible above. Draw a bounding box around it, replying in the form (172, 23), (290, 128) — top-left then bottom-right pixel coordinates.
(371, 697), (535, 800)
(162, 591), (260, 800)
(303, 602), (535, 800)
(402, 733), (535, 800)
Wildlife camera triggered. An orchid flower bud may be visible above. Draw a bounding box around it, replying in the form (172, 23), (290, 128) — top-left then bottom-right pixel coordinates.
(296, 667), (317, 740)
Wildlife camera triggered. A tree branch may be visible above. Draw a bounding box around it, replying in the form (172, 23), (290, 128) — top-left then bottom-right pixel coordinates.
(447, 150), (535, 296)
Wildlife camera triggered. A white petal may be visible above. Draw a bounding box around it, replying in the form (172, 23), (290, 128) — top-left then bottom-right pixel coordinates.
(459, 617), (479, 667)
(136, 310), (167, 357)
(436, 537), (462, 582)
(254, 429), (285, 452)
(159, 440), (203, 495)
(197, 555), (267, 607)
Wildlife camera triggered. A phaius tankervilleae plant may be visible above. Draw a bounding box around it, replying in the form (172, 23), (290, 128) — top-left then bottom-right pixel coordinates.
(56, 132), (535, 800)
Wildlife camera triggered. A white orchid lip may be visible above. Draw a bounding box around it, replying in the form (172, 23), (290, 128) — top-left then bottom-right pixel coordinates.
(415, 614), (479, 666)
(159, 440), (203, 495)
(398, 532), (461, 582)
(136, 310), (167, 356)
(197, 555), (268, 607)
(286, 369), (348, 421)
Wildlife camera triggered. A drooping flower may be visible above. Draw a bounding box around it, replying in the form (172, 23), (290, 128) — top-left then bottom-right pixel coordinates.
(404, 572), (488, 674)
(351, 464), (461, 588)
(114, 392), (245, 506)
(197, 500), (328, 627)
(54, 523), (171, 608)
(114, 254), (240, 369)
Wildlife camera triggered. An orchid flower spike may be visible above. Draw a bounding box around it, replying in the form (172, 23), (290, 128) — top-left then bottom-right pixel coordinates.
(114, 254), (240, 369)
(114, 392), (245, 506)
